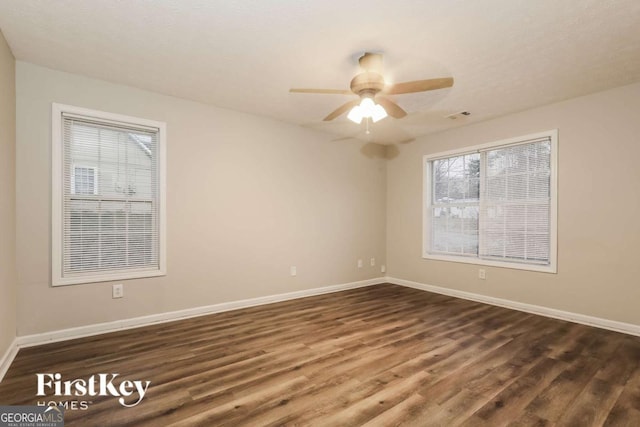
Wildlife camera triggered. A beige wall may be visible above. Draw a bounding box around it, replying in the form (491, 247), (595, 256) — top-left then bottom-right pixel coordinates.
(0, 31), (17, 354)
(13, 58), (640, 336)
(387, 82), (640, 325)
(16, 61), (386, 335)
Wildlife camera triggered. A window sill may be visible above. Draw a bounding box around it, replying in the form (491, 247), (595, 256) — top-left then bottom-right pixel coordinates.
(52, 268), (166, 287)
(422, 253), (557, 274)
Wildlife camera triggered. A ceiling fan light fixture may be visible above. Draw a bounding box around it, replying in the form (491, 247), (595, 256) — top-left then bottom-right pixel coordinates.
(359, 97), (376, 111)
(371, 104), (388, 123)
(347, 106), (364, 123)
(347, 97), (387, 124)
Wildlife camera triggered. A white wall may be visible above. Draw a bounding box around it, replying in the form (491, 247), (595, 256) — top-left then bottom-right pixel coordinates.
(0, 31), (17, 356)
(387, 82), (640, 325)
(16, 62), (386, 335)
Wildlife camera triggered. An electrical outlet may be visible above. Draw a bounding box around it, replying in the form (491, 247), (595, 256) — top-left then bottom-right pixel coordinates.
(112, 284), (124, 299)
(290, 266), (297, 277)
(357, 259), (363, 268)
(381, 265), (386, 273)
(478, 269), (486, 280)
(370, 258), (375, 267)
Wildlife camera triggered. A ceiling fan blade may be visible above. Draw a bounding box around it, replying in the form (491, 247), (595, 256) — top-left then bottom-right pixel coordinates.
(290, 88), (353, 95)
(384, 77), (454, 95)
(376, 97), (407, 119)
(323, 100), (360, 121)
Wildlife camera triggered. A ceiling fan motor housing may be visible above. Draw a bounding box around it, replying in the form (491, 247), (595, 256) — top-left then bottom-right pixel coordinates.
(350, 71), (385, 96)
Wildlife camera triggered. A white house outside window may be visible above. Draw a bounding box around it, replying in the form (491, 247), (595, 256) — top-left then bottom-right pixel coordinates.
(52, 104), (166, 286)
(71, 165), (98, 195)
(423, 130), (558, 273)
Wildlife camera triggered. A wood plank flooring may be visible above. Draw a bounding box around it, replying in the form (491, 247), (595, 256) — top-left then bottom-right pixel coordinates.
(1, 283), (640, 426)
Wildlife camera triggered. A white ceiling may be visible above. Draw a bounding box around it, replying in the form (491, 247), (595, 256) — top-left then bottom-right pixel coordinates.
(1, 0), (639, 144)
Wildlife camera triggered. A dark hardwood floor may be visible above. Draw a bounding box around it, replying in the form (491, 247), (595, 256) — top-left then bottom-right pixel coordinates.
(1, 283), (640, 426)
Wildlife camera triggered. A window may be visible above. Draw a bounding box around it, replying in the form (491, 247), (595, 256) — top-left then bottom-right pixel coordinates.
(71, 165), (98, 195)
(424, 130), (557, 273)
(52, 104), (166, 286)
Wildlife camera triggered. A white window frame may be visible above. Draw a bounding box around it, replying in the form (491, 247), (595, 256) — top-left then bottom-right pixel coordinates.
(70, 164), (99, 196)
(423, 130), (558, 273)
(51, 103), (167, 286)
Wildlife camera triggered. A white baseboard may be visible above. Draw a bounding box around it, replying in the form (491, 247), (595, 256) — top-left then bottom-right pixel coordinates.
(16, 277), (385, 349)
(0, 338), (19, 383)
(387, 276), (640, 337)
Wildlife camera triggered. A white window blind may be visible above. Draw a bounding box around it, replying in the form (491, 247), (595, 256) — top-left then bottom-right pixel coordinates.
(424, 131), (557, 273)
(480, 137), (551, 264)
(52, 104), (166, 286)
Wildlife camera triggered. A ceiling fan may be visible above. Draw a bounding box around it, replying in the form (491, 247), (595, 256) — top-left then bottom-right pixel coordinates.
(290, 52), (453, 124)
